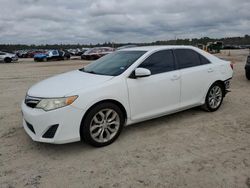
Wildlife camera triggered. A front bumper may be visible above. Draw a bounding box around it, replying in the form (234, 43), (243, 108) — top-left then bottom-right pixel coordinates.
(11, 57), (18, 61)
(21, 101), (85, 144)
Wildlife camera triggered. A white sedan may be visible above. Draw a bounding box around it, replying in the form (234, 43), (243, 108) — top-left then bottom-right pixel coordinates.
(21, 46), (233, 147)
(0, 51), (18, 63)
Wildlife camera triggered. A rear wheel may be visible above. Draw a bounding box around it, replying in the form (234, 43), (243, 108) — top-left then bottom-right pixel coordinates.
(4, 57), (12, 63)
(81, 102), (124, 147)
(203, 83), (224, 112)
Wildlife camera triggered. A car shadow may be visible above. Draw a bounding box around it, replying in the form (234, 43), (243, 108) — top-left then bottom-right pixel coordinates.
(121, 107), (205, 138)
(31, 106), (205, 154)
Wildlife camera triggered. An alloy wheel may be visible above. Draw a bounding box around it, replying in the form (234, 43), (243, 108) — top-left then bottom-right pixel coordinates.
(90, 109), (120, 143)
(208, 85), (223, 109)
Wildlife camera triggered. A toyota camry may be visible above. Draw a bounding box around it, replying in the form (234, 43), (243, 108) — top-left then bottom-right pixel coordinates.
(22, 46), (233, 147)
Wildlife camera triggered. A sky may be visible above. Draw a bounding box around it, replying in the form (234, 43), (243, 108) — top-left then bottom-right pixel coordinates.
(0, 0), (250, 44)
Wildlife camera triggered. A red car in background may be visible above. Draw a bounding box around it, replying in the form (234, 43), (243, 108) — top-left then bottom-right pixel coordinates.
(81, 47), (114, 60)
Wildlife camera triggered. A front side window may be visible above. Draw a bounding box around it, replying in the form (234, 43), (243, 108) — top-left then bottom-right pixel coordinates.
(175, 49), (201, 69)
(139, 50), (175, 75)
(80, 51), (146, 76)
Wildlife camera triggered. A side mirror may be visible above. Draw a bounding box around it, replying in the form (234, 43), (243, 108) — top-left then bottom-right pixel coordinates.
(134, 68), (151, 78)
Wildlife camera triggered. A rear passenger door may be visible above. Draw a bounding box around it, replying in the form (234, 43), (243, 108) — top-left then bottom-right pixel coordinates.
(174, 49), (214, 108)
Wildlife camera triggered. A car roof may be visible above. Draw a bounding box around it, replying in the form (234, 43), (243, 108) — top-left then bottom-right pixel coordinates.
(119, 45), (199, 52)
(119, 45), (221, 62)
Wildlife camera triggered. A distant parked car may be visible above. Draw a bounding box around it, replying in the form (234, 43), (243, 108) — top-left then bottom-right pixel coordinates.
(16, 50), (42, 58)
(0, 51), (18, 63)
(81, 47), (114, 60)
(22, 50), (36, 58)
(245, 55), (250, 80)
(16, 50), (24, 58)
(68, 48), (89, 56)
(223, 45), (242, 50)
(31, 50), (47, 58)
(34, 50), (71, 62)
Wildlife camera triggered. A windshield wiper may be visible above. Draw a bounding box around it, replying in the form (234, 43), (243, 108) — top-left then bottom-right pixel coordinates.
(85, 70), (97, 74)
(79, 68), (110, 76)
(79, 68), (96, 74)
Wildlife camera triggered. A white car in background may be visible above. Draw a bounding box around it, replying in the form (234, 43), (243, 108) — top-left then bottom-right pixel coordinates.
(0, 51), (18, 63)
(22, 46), (233, 147)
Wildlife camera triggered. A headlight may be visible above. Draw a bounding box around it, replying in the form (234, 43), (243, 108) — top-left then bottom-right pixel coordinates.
(36, 96), (78, 111)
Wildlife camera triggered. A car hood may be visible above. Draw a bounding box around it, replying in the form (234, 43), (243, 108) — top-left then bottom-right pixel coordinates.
(28, 70), (113, 98)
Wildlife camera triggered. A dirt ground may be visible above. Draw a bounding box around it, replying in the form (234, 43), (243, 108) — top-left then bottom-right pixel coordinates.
(0, 50), (250, 188)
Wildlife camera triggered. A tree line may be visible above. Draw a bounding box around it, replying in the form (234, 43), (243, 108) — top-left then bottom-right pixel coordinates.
(0, 35), (250, 52)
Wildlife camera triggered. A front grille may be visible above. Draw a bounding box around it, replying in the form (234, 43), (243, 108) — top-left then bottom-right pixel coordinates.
(25, 95), (41, 108)
(26, 121), (36, 134)
(42, 124), (59, 139)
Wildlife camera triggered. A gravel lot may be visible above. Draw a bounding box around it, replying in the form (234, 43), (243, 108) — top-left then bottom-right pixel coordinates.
(0, 50), (250, 188)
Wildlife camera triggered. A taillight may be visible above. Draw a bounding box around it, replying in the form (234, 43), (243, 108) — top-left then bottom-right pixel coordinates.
(230, 63), (234, 70)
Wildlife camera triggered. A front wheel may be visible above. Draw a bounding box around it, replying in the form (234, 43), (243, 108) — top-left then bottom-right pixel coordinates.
(81, 102), (124, 147)
(4, 57), (12, 63)
(203, 83), (224, 112)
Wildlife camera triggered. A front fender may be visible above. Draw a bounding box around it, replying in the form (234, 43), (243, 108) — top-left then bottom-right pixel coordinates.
(70, 77), (131, 120)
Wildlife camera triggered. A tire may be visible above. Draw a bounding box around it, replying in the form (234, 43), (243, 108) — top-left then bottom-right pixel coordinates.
(81, 102), (125, 147)
(4, 57), (12, 63)
(246, 70), (250, 80)
(202, 83), (224, 112)
(43, 58), (47, 62)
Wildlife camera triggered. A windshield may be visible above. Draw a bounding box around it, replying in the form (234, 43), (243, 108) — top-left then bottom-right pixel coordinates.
(80, 51), (146, 76)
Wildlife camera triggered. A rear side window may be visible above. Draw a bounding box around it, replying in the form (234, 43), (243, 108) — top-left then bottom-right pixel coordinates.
(199, 55), (211, 65)
(175, 49), (201, 69)
(139, 50), (175, 75)
(58, 51), (64, 56)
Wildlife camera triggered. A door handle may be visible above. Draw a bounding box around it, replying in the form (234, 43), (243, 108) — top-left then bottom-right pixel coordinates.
(171, 75), (180, 81)
(207, 68), (214, 73)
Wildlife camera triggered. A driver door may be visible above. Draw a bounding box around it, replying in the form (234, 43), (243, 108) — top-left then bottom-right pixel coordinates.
(126, 50), (181, 121)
